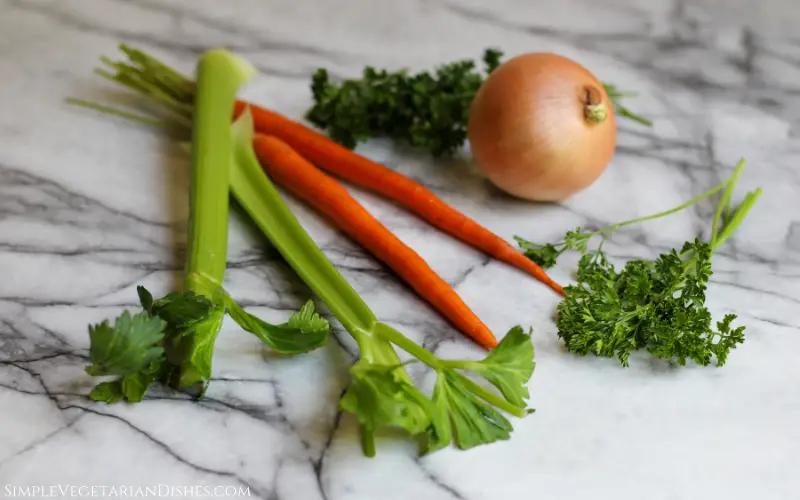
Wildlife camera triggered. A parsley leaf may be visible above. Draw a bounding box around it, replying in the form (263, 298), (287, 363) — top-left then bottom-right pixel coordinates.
(514, 237), (563, 269)
(515, 229), (592, 269)
(85, 311), (166, 377)
(307, 49), (503, 157)
(557, 240), (747, 367)
(515, 228), (591, 270)
(520, 159), (760, 368)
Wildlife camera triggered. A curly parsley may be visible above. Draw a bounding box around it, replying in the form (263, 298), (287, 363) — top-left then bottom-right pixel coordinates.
(517, 159), (762, 367)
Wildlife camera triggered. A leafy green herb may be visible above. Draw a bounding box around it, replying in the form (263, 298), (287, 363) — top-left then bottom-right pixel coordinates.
(89, 381), (125, 403)
(307, 49), (502, 157)
(558, 240), (747, 367)
(369, 323), (535, 455)
(339, 360), (432, 457)
(517, 160), (761, 367)
(73, 45), (536, 456)
(453, 326), (535, 408)
(427, 370), (513, 451)
(139, 287), (215, 327)
(85, 311), (165, 377)
(515, 229), (591, 269)
(306, 49), (650, 156)
(224, 296), (329, 354)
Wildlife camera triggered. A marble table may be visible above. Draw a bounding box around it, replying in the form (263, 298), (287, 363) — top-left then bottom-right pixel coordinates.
(1, 0), (799, 499)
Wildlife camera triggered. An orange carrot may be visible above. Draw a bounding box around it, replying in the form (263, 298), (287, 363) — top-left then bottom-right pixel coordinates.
(252, 133), (499, 349)
(232, 102), (565, 297)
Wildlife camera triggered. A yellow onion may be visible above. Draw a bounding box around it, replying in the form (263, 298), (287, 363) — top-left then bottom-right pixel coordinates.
(467, 53), (617, 201)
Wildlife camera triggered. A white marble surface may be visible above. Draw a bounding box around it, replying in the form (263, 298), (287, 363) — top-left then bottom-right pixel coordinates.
(2, 0), (800, 499)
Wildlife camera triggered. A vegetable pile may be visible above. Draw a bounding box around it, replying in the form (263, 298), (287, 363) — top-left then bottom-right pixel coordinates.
(69, 42), (760, 459)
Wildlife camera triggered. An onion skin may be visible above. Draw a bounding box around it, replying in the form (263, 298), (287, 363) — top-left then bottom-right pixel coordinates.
(467, 53), (617, 202)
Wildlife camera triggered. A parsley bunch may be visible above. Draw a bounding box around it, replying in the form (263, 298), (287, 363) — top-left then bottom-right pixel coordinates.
(307, 49), (502, 156)
(306, 50), (650, 156)
(517, 159), (761, 367)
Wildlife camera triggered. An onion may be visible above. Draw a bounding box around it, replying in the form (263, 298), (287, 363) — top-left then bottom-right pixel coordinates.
(467, 53), (617, 202)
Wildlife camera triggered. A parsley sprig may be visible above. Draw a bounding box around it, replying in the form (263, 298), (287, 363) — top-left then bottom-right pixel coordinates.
(517, 159), (761, 367)
(306, 50), (648, 157)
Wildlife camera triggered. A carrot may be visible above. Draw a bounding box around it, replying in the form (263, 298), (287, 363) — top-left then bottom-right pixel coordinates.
(232, 102), (565, 297)
(252, 133), (499, 350)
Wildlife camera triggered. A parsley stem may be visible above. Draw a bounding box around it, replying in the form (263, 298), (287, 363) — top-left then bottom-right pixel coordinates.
(713, 188), (763, 250)
(595, 182), (727, 238)
(710, 158), (745, 249)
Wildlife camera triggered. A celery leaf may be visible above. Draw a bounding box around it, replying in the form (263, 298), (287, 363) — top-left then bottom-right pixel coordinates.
(141, 287), (215, 327)
(89, 381), (124, 403)
(467, 326), (535, 408)
(339, 360), (431, 455)
(225, 298), (328, 354)
(426, 370), (513, 452)
(163, 304), (225, 391)
(85, 311), (166, 377)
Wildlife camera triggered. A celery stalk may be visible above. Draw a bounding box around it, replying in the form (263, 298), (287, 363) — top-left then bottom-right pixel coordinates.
(78, 48), (328, 403)
(168, 49), (255, 390)
(228, 110), (376, 336)
(185, 49), (255, 295)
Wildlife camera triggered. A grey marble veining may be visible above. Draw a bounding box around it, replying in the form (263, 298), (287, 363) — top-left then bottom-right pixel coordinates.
(1, 0), (799, 499)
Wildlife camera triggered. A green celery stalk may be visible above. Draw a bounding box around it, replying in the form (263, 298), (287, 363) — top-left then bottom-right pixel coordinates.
(79, 49), (329, 403)
(170, 50), (254, 390)
(184, 49), (255, 294)
(228, 113), (376, 337)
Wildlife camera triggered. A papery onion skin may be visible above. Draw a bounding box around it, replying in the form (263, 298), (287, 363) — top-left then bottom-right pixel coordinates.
(467, 53), (617, 202)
